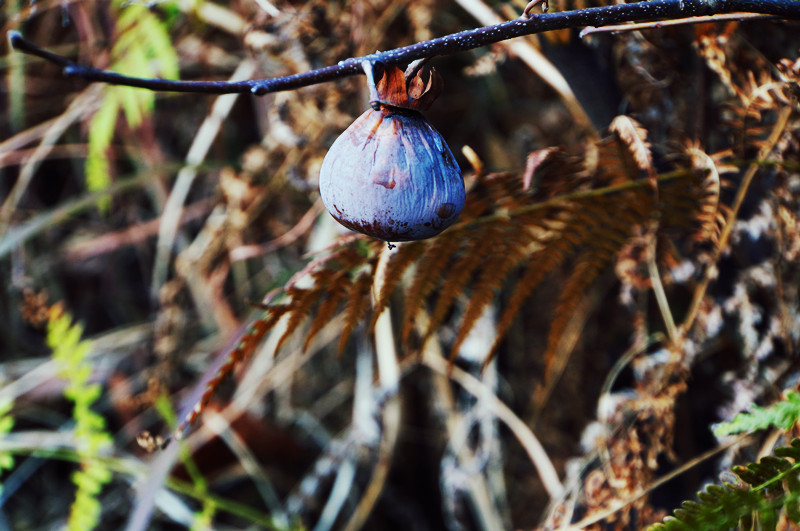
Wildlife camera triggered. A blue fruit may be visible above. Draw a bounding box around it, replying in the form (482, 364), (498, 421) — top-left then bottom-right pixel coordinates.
(319, 105), (464, 242)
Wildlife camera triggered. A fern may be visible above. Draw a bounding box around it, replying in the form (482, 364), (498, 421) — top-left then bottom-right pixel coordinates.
(337, 272), (373, 355)
(48, 303), (113, 531)
(650, 439), (800, 530)
(713, 392), (800, 437)
(173, 114), (720, 437)
(0, 398), (15, 496)
(86, 1), (179, 211)
(398, 231), (461, 344)
(174, 243), (381, 438)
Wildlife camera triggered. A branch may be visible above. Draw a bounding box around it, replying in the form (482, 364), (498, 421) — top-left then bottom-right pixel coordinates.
(8, 0), (800, 96)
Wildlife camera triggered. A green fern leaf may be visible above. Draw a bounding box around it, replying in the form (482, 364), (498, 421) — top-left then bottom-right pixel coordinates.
(47, 304), (113, 531)
(85, 3), (178, 208)
(650, 439), (800, 531)
(713, 391), (800, 437)
(0, 398), (15, 495)
(86, 90), (120, 208)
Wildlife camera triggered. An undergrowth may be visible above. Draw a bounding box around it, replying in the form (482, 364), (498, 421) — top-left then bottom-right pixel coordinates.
(0, 399), (14, 496)
(1, 1), (799, 529)
(714, 392), (800, 438)
(47, 303), (113, 531)
(651, 439), (800, 530)
(86, 1), (178, 211)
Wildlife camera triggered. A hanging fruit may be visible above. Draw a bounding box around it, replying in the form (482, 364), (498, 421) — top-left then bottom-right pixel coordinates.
(319, 61), (464, 242)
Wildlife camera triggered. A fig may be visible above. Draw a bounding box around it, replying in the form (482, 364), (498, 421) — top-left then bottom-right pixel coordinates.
(319, 63), (464, 242)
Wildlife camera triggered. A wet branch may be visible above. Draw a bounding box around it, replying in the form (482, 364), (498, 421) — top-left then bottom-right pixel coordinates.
(8, 0), (800, 96)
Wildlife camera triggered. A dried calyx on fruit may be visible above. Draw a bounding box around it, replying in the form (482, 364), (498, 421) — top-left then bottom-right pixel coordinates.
(319, 61), (464, 242)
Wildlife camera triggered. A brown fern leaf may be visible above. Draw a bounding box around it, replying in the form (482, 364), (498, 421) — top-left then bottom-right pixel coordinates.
(372, 241), (426, 323)
(274, 286), (317, 354)
(537, 119), (659, 378)
(448, 221), (537, 362)
(659, 173), (712, 236)
(722, 58), (798, 163)
(535, 156), (592, 198)
(610, 115), (657, 185)
(682, 144), (734, 245)
(175, 305), (290, 439)
(462, 172), (526, 217)
(728, 108), (775, 160)
(338, 272), (374, 355)
(280, 242), (380, 353)
(542, 231), (624, 380)
(523, 147), (562, 190)
(174, 241), (382, 441)
(422, 231), (486, 344)
(430, 127), (666, 369)
(406, 171), (542, 350)
(484, 212), (579, 370)
(302, 269), (351, 351)
(400, 230), (462, 343)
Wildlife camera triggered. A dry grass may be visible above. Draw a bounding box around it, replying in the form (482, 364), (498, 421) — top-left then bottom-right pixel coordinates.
(1, 2), (800, 530)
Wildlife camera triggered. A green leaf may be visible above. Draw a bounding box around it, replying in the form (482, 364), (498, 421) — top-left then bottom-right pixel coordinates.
(47, 305), (112, 531)
(0, 399), (15, 474)
(650, 439), (800, 530)
(84, 3), (178, 209)
(713, 392), (800, 437)
(86, 90), (120, 212)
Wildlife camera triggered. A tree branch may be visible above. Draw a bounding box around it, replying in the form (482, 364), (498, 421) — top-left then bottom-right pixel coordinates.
(8, 0), (800, 96)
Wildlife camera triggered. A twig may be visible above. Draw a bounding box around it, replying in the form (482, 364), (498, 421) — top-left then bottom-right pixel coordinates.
(0, 116), (63, 154)
(646, 236), (678, 344)
(523, 0), (550, 17)
(0, 143), (87, 168)
(62, 198), (215, 261)
(563, 437), (743, 530)
(202, 411), (288, 527)
(0, 167), (168, 259)
(580, 12), (775, 36)
(415, 304), (562, 500)
(228, 200), (324, 263)
(424, 307), (508, 529)
(313, 342), (372, 531)
(8, 0), (800, 96)
(424, 348), (564, 500)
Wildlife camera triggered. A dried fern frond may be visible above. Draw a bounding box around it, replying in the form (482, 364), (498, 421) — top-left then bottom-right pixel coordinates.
(398, 233), (462, 344)
(176, 114), (722, 438)
(610, 115), (657, 185)
(541, 118), (657, 378)
(173, 240), (380, 439)
(448, 218), (540, 361)
(337, 272), (374, 355)
(681, 143), (730, 246)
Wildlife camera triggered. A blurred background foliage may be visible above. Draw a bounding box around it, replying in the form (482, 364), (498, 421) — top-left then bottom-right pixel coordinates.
(1, 1), (800, 530)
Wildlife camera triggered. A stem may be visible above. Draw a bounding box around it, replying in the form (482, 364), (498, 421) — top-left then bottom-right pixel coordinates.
(580, 12), (776, 36)
(8, 0), (800, 96)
